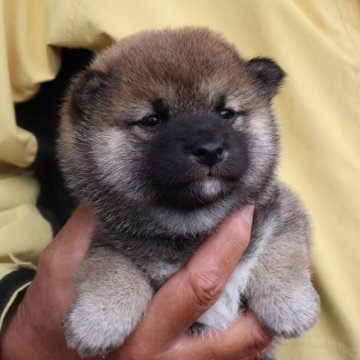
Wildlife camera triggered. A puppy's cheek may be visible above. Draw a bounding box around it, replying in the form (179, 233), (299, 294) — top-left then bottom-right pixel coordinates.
(245, 115), (277, 161)
(92, 129), (143, 187)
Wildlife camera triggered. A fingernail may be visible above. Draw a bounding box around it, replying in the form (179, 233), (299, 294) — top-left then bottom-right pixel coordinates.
(240, 205), (254, 225)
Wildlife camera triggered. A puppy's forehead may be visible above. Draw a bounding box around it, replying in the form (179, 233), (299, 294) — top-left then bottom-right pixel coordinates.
(92, 29), (252, 109)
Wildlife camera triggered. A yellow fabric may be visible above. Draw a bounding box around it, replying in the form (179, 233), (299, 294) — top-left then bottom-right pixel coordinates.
(0, 0), (359, 358)
(0, 0), (55, 328)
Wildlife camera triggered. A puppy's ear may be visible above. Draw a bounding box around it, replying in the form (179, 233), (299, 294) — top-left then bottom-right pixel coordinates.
(69, 69), (110, 121)
(245, 57), (285, 99)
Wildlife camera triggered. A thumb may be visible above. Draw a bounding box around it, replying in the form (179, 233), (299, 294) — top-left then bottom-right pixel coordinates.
(121, 205), (254, 353)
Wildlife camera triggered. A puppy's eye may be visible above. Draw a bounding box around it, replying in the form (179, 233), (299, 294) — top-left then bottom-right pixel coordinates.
(138, 115), (161, 127)
(219, 108), (236, 120)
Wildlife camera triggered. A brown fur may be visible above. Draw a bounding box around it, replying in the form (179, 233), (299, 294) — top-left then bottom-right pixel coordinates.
(57, 28), (319, 358)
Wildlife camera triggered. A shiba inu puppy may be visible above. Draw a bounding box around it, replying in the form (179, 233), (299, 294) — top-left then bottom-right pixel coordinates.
(57, 28), (319, 359)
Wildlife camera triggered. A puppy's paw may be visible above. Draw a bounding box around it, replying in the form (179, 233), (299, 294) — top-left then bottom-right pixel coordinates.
(255, 285), (320, 338)
(64, 294), (137, 357)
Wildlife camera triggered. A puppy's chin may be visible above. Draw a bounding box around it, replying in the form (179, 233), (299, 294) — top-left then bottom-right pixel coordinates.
(155, 176), (237, 209)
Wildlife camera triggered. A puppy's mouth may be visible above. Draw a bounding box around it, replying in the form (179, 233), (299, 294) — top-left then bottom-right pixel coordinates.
(154, 174), (237, 209)
(188, 176), (232, 200)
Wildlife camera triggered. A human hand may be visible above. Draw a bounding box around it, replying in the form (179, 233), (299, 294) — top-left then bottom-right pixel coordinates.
(115, 204), (272, 360)
(0, 204), (272, 360)
(0, 203), (96, 360)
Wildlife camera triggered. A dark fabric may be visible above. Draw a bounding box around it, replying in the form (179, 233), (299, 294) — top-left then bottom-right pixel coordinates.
(15, 49), (94, 233)
(0, 50), (94, 320)
(0, 268), (35, 315)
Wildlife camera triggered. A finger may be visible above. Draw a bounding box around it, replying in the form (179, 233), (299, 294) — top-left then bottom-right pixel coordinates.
(172, 311), (272, 360)
(123, 205), (254, 351)
(32, 204), (96, 319)
(55, 203), (95, 248)
(40, 203), (96, 272)
(159, 205), (254, 336)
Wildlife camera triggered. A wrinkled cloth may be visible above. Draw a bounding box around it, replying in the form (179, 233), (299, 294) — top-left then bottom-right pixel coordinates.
(0, 1), (359, 358)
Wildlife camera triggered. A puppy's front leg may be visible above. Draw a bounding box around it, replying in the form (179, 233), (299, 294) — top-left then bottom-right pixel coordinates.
(245, 232), (320, 340)
(64, 247), (153, 357)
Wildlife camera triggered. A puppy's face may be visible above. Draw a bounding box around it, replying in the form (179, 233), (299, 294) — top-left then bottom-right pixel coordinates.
(59, 28), (284, 232)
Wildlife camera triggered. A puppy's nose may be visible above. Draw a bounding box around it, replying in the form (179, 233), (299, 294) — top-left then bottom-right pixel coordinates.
(192, 142), (225, 167)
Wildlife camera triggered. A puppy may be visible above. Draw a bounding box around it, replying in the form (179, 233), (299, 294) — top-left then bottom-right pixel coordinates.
(57, 28), (320, 358)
